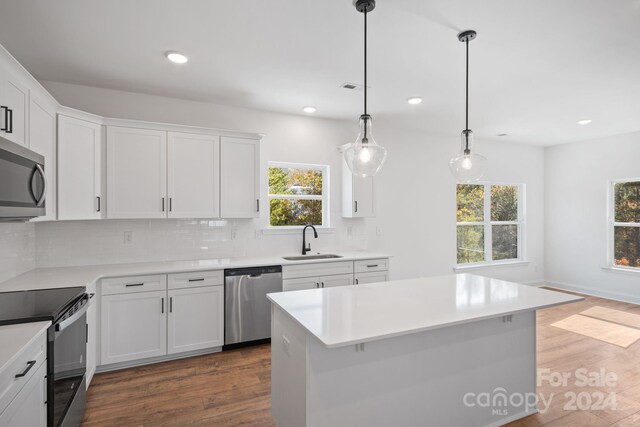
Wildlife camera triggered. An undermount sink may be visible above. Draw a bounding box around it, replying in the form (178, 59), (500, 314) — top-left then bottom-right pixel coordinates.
(282, 254), (344, 261)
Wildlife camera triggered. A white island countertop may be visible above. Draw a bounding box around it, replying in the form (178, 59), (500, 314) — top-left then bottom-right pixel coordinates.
(267, 273), (583, 348)
(0, 252), (390, 293)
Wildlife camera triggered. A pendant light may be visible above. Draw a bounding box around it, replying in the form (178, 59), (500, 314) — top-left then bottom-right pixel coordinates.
(449, 30), (487, 182)
(344, 0), (387, 178)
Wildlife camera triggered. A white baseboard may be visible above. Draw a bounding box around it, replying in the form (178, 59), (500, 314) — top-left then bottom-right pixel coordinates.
(544, 280), (640, 305)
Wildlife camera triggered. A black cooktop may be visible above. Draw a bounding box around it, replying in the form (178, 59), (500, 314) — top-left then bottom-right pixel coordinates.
(0, 287), (86, 326)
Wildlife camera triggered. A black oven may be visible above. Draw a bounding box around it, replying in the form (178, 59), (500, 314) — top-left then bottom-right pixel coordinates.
(0, 134), (46, 221)
(0, 287), (88, 427)
(49, 294), (89, 427)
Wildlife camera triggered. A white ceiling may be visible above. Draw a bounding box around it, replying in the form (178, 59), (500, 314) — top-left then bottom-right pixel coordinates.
(0, 0), (639, 146)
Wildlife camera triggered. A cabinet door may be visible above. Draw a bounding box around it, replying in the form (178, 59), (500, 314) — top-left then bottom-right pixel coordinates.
(29, 97), (56, 221)
(57, 115), (102, 220)
(342, 159), (375, 218)
(352, 174), (375, 218)
(320, 273), (353, 288)
(106, 127), (167, 219)
(168, 132), (220, 218)
(86, 297), (97, 388)
(354, 271), (389, 285)
(0, 75), (28, 146)
(283, 277), (320, 292)
(220, 137), (259, 218)
(0, 362), (46, 427)
(101, 290), (167, 365)
(167, 286), (224, 354)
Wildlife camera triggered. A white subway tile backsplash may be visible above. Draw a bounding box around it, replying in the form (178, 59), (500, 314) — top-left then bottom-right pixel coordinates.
(0, 223), (36, 282)
(34, 219), (368, 268)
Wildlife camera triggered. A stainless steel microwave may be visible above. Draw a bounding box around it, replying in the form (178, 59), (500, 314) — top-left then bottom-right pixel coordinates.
(0, 135), (46, 221)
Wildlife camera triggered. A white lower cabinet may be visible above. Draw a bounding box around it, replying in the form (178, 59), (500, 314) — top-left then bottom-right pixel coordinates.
(168, 286), (224, 354)
(86, 295), (97, 388)
(0, 362), (46, 427)
(320, 273), (353, 288)
(355, 271), (389, 285)
(100, 290), (167, 365)
(99, 271), (225, 367)
(283, 277), (319, 292)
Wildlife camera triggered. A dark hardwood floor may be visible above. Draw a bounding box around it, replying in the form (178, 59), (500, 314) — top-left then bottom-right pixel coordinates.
(82, 290), (640, 426)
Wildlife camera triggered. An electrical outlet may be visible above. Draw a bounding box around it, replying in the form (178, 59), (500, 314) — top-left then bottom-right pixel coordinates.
(123, 231), (134, 244)
(231, 229), (238, 240)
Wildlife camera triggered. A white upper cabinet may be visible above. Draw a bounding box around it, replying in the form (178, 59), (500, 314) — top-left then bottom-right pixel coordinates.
(167, 132), (220, 218)
(220, 136), (260, 218)
(342, 159), (375, 218)
(57, 115), (102, 220)
(28, 96), (56, 221)
(107, 126), (167, 219)
(0, 71), (28, 146)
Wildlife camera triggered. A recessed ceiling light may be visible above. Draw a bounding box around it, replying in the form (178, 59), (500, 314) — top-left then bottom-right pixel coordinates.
(577, 119), (592, 125)
(165, 51), (188, 64)
(407, 97), (423, 105)
(303, 106), (317, 113)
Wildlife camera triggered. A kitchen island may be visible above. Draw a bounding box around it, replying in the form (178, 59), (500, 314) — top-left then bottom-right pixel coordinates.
(267, 274), (582, 427)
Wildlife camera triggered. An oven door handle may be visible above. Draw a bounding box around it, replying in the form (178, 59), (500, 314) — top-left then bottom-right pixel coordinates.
(55, 295), (89, 334)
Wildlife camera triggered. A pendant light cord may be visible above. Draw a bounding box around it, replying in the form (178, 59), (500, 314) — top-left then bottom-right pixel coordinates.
(464, 38), (470, 152)
(364, 10), (368, 116)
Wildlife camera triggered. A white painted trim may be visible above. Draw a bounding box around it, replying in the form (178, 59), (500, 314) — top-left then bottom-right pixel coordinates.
(606, 178), (640, 269)
(544, 280), (640, 305)
(261, 227), (336, 235)
(453, 260), (530, 272)
(601, 266), (640, 276)
(103, 116), (263, 140)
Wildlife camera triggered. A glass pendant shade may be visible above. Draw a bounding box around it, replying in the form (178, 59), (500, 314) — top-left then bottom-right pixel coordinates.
(449, 130), (487, 182)
(344, 114), (387, 178)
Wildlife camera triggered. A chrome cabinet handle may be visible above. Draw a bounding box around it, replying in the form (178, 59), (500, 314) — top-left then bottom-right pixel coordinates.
(162, 197), (165, 212)
(161, 297), (164, 314)
(354, 200), (358, 213)
(256, 199), (260, 212)
(32, 164), (47, 207)
(6, 108), (12, 133)
(15, 361), (36, 378)
(169, 198), (173, 212)
(366, 264), (379, 268)
(125, 283), (144, 287)
(188, 278), (204, 282)
(96, 196), (101, 212)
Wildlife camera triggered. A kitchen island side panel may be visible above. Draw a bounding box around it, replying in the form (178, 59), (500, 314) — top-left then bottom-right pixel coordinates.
(306, 311), (537, 427)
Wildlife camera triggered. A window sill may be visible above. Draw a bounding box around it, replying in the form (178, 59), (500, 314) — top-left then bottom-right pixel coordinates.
(601, 266), (640, 276)
(453, 260), (530, 272)
(261, 227), (336, 235)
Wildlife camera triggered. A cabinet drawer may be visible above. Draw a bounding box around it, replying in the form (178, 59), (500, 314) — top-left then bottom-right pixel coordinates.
(168, 270), (224, 290)
(354, 258), (389, 273)
(283, 277), (320, 292)
(283, 261), (353, 280)
(101, 274), (167, 295)
(354, 271), (389, 285)
(0, 327), (47, 415)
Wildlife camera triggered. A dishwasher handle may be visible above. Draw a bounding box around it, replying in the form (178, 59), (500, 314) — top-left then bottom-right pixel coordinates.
(225, 265), (282, 277)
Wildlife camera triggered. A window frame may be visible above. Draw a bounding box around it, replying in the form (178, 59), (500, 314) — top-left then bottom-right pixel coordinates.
(267, 161), (330, 229)
(455, 182), (526, 268)
(607, 178), (640, 272)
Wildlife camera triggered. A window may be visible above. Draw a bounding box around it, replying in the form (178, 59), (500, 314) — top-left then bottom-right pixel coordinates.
(609, 180), (640, 270)
(456, 183), (524, 265)
(268, 162), (328, 227)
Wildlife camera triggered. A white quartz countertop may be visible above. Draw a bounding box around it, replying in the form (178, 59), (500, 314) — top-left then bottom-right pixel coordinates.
(0, 252), (390, 292)
(267, 273), (583, 348)
(0, 321), (50, 375)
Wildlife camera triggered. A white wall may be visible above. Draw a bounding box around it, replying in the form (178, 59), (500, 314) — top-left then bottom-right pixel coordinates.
(368, 118), (545, 283)
(545, 131), (640, 303)
(0, 223), (35, 283)
(35, 81), (545, 285)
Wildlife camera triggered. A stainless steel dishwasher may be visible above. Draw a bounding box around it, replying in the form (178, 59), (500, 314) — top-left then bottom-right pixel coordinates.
(224, 265), (282, 347)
